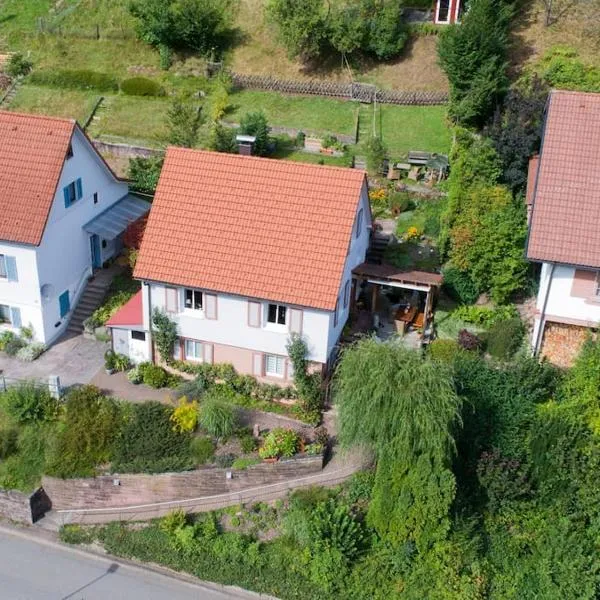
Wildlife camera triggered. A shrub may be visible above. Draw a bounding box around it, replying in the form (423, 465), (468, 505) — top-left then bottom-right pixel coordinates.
(259, 428), (300, 459)
(120, 76), (165, 96)
(113, 353), (131, 372)
(305, 443), (323, 456)
(127, 366), (143, 384)
(313, 426), (329, 446)
(442, 265), (480, 304)
(239, 111), (270, 156)
(457, 329), (482, 352)
(19, 325), (34, 340)
(170, 398), (199, 433)
(199, 398), (236, 438)
(190, 436), (215, 465)
(45, 386), (121, 478)
(428, 339), (461, 364)
(104, 349), (116, 371)
(1, 383), (59, 424)
(28, 69), (119, 92)
(15, 343), (45, 362)
(142, 364), (170, 388)
(152, 309), (178, 365)
(128, 154), (164, 195)
(215, 453), (236, 468)
(5, 52), (33, 77)
(4, 336), (26, 356)
(232, 456), (261, 470)
(176, 377), (208, 401)
(92, 291), (136, 325)
(240, 433), (258, 454)
(453, 304), (519, 328)
(112, 402), (193, 473)
(365, 136), (387, 175)
(0, 425), (18, 459)
(486, 317), (525, 360)
(0, 330), (16, 351)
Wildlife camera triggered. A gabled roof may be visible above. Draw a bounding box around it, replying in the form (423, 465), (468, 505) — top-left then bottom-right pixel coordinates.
(106, 290), (143, 328)
(526, 91), (600, 268)
(134, 148), (367, 311)
(0, 111), (78, 245)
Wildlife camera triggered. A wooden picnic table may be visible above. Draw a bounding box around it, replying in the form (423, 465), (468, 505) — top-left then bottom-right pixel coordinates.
(394, 305), (418, 335)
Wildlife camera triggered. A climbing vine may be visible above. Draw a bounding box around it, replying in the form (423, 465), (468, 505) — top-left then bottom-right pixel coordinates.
(152, 308), (178, 365)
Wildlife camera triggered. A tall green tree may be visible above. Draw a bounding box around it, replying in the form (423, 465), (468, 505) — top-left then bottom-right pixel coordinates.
(165, 98), (204, 148)
(438, 0), (513, 126)
(239, 111), (270, 156)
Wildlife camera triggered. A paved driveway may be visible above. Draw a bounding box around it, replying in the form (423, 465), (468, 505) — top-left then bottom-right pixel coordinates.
(0, 332), (107, 389)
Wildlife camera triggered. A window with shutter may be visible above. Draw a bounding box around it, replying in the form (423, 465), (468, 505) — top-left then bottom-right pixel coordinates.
(185, 339), (203, 361)
(343, 280), (350, 308)
(76, 178), (83, 200)
(0, 305), (10, 323)
(333, 298), (339, 327)
(571, 270), (598, 298)
(10, 307), (21, 328)
(356, 209), (364, 239)
(184, 289), (203, 310)
(267, 303), (287, 325)
(0, 256), (6, 279)
(289, 308), (303, 334)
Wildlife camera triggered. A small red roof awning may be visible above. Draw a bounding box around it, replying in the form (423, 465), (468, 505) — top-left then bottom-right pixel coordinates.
(106, 290), (143, 328)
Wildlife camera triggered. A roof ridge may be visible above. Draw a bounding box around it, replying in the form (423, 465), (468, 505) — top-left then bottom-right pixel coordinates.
(0, 110), (77, 126)
(166, 146), (367, 176)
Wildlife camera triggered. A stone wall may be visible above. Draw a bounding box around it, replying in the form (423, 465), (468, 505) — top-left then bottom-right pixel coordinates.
(0, 487), (51, 524)
(92, 140), (160, 159)
(42, 455), (324, 511)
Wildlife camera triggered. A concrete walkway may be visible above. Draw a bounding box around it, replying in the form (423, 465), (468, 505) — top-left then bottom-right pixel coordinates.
(90, 369), (177, 403)
(0, 333), (108, 389)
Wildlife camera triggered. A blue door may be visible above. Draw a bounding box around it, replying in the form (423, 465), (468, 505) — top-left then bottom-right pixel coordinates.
(90, 234), (101, 268)
(59, 290), (70, 318)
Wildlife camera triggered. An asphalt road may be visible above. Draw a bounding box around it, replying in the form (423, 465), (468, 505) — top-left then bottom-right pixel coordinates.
(0, 530), (238, 600)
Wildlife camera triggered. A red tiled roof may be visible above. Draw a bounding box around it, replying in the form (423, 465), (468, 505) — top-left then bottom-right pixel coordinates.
(527, 91), (600, 267)
(134, 149), (366, 311)
(0, 111), (76, 245)
(106, 290), (143, 327)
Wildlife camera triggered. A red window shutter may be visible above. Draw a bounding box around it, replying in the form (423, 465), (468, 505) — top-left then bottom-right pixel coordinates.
(248, 301), (261, 327)
(571, 270), (598, 298)
(165, 287), (178, 313)
(205, 294), (218, 319)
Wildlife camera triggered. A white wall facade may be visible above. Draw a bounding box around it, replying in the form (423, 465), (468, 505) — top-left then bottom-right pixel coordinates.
(0, 242), (44, 339)
(137, 181), (371, 372)
(532, 262), (600, 350)
(34, 128), (128, 344)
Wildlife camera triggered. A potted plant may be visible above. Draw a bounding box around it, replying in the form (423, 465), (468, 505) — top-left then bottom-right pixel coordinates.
(104, 349), (116, 375)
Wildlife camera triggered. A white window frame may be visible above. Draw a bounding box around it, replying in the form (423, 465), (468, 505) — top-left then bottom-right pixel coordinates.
(184, 339), (204, 362)
(184, 288), (203, 312)
(436, 0), (451, 23)
(266, 303), (287, 327)
(264, 354), (285, 378)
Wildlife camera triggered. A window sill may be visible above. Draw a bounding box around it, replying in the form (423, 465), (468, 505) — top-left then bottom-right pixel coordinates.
(263, 323), (288, 333)
(185, 356), (204, 363)
(181, 309), (205, 319)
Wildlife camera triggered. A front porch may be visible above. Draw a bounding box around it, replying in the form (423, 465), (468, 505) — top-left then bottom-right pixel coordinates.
(349, 262), (443, 346)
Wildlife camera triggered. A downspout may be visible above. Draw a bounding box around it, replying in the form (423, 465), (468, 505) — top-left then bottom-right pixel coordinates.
(533, 263), (555, 356)
(145, 282), (155, 364)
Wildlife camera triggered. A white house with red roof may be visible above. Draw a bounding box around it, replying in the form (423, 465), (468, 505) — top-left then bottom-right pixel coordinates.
(0, 111), (149, 346)
(527, 91), (600, 365)
(108, 148), (371, 380)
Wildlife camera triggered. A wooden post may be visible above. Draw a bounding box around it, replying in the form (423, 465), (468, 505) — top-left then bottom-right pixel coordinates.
(422, 286), (434, 336)
(371, 283), (378, 313)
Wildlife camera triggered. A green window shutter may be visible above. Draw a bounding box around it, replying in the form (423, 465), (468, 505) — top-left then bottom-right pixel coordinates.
(5, 256), (17, 282)
(10, 307), (21, 328)
(63, 186), (71, 208)
(76, 178), (83, 200)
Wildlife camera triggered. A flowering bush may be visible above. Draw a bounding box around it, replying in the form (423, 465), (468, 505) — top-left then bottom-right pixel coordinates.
(404, 226), (421, 241)
(457, 329), (482, 352)
(259, 428), (300, 459)
(170, 397), (199, 433)
(369, 188), (387, 204)
(15, 343), (46, 362)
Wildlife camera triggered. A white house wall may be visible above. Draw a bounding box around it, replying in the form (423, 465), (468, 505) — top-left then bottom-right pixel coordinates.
(326, 181), (371, 357)
(35, 128), (128, 344)
(148, 283), (332, 364)
(536, 263), (600, 325)
(0, 242), (44, 339)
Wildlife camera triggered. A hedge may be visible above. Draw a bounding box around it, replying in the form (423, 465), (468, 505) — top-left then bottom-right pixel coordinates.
(120, 77), (166, 97)
(28, 69), (119, 92)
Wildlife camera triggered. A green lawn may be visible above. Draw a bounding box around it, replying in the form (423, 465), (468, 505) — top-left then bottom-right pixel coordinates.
(225, 90), (359, 138)
(8, 84), (99, 123)
(87, 94), (170, 146)
(378, 104), (451, 158)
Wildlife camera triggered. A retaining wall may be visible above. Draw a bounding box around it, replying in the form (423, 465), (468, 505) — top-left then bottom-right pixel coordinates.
(0, 488), (51, 524)
(42, 455), (324, 511)
(92, 140), (161, 159)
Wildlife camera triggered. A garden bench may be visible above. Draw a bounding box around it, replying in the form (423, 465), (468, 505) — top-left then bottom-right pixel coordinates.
(408, 151), (432, 166)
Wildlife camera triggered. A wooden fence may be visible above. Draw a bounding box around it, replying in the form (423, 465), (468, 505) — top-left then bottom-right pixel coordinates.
(231, 73), (448, 106)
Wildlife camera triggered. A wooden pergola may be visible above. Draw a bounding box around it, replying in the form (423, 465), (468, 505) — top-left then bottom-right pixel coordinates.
(351, 262), (443, 336)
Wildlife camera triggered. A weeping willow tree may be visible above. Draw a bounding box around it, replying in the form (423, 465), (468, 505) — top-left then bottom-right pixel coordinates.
(334, 338), (461, 550)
